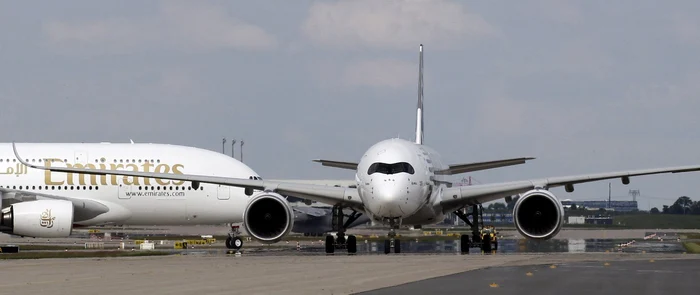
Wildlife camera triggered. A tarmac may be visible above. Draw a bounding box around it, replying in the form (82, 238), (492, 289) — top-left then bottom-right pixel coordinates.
(1, 252), (699, 295)
(358, 256), (700, 295)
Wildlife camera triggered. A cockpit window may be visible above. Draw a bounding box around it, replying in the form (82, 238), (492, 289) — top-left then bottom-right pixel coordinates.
(367, 162), (415, 175)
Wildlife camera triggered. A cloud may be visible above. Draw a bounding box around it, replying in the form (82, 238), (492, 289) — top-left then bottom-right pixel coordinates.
(342, 59), (416, 89)
(301, 0), (498, 50)
(670, 13), (700, 46)
(42, 1), (278, 55)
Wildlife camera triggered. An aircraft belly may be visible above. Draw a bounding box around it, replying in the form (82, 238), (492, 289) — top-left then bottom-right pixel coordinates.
(401, 203), (441, 225)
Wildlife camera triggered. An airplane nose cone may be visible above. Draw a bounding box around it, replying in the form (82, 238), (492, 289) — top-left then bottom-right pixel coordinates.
(367, 179), (415, 219)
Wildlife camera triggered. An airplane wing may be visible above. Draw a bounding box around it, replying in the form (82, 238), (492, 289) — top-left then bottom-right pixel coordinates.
(0, 187), (118, 223)
(312, 159), (358, 170)
(268, 179), (357, 188)
(434, 157), (535, 175)
(292, 206), (329, 217)
(440, 164), (700, 211)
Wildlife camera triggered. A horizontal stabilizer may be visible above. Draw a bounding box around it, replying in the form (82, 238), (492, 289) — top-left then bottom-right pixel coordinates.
(435, 157), (535, 175)
(312, 159), (358, 170)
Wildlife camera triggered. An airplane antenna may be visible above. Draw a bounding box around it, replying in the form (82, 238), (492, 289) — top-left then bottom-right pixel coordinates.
(415, 44), (424, 145)
(222, 137), (227, 154)
(240, 140), (244, 163)
(130, 139), (134, 144)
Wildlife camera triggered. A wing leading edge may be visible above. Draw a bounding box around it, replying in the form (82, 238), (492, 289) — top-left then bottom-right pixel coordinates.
(441, 164), (700, 211)
(435, 157), (535, 175)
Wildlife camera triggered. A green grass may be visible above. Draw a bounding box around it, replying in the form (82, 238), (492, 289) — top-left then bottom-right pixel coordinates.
(682, 242), (700, 254)
(0, 250), (172, 260)
(11, 245), (87, 251)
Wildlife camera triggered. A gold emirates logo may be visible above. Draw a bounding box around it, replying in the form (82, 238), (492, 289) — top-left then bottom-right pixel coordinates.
(40, 209), (55, 228)
(42, 159), (186, 186)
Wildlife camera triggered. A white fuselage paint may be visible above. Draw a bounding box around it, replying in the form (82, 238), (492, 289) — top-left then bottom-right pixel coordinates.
(0, 143), (258, 226)
(356, 138), (449, 226)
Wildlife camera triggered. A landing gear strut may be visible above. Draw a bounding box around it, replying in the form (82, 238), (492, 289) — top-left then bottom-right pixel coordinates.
(225, 224), (243, 250)
(383, 218), (401, 254)
(324, 205), (362, 254)
(454, 204), (498, 253)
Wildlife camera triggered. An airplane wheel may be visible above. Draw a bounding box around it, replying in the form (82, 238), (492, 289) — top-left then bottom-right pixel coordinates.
(482, 235), (492, 252)
(460, 234), (470, 254)
(325, 235), (335, 254)
(231, 237), (243, 250)
(347, 235), (357, 254)
(394, 239), (401, 254)
(384, 240), (391, 254)
(225, 237), (232, 249)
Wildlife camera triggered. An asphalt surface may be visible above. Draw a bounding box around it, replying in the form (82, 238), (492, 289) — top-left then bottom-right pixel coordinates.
(357, 258), (700, 295)
(2, 252), (699, 295)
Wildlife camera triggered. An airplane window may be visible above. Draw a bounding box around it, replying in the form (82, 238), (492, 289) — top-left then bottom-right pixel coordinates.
(367, 162), (415, 175)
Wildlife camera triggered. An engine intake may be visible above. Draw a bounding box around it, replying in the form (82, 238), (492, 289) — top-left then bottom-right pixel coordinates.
(513, 189), (564, 240)
(243, 192), (294, 243)
(1, 200), (74, 238)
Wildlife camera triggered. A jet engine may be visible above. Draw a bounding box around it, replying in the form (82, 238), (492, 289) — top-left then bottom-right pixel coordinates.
(512, 189), (564, 240)
(0, 200), (74, 238)
(243, 192), (294, 244)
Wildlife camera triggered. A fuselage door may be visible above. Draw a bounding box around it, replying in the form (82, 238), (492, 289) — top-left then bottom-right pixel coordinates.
(217, 185), (230, 200)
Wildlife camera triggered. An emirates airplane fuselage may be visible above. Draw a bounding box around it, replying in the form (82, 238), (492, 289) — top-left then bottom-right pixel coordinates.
(0, 142), (273, 249)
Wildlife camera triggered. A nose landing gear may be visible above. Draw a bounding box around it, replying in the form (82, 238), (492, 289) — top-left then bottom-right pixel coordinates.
(383, 218), (401, 254)
(324, 205), (362, 254)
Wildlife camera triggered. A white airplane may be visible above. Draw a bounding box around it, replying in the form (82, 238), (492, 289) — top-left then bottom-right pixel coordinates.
(0, 142), (348, 251)
(13, 44), (700, 254)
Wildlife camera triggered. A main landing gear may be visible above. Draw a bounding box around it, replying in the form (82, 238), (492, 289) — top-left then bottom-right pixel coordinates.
(454, 204), (498, 254)
(325, 205), (362, 254)
(225, 224), (244, 251)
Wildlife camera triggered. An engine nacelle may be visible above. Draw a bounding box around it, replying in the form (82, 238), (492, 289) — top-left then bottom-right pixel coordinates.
(512, 189), (564, 240)
(243, 192), (294, 244)
(0, 200), (74, 238)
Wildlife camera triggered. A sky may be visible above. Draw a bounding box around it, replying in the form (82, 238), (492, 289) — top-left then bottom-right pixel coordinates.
(2, 0), (700, 210)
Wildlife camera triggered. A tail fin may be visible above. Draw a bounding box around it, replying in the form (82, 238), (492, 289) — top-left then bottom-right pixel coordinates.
(415, 44), (424, 145)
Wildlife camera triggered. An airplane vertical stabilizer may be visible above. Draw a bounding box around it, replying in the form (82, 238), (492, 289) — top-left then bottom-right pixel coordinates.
(415, 44), (424, 145)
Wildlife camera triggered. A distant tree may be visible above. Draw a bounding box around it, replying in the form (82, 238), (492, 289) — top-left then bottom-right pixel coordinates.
(506, 195), (519, 212)
(673, 196), (693, 214)
(650, 207), (660, 214)
(662, 205), (670, 214)
(492, 202), (507, 211)
(570, 204), (578, 210)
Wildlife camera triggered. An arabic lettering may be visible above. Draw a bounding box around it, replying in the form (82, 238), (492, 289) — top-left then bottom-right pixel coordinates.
(0, 163), (27, 176)
(39, 209), (55, 228)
